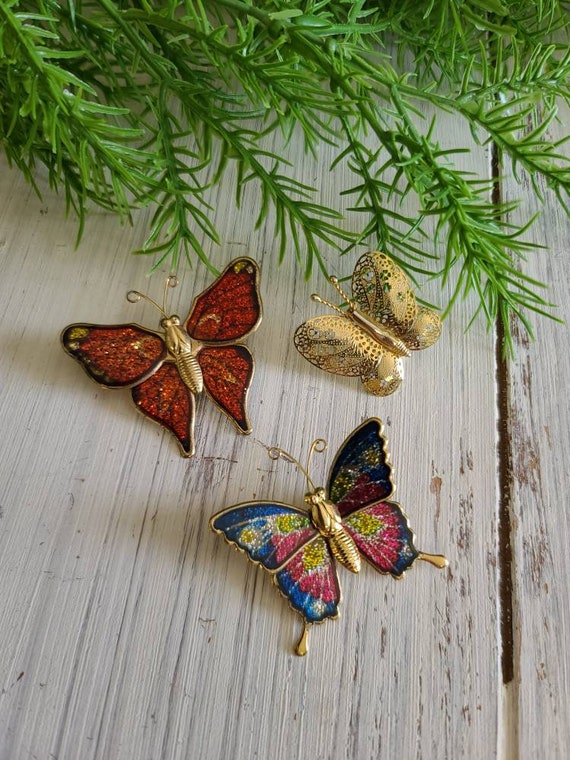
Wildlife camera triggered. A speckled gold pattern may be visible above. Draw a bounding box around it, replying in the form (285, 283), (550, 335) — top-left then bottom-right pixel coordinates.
(294, 251), (441, 396)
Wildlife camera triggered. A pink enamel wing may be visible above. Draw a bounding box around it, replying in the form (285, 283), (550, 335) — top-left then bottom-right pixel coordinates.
(210, 418), (447, 655)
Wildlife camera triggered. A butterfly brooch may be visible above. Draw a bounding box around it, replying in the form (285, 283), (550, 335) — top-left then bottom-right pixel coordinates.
(210, 418), (447, 655)
(294, 251), (441, 396)
(62, 258), (262, 457)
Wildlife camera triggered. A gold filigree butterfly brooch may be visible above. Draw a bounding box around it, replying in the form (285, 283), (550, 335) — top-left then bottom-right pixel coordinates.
(294, 251), (441, 396)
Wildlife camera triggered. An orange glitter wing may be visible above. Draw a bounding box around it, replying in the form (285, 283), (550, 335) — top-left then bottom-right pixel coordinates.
(185, 258), (261, 343)
(132, 363), (196, 457)
(197, 345), (254, 433)
(61, 324), (167, 387)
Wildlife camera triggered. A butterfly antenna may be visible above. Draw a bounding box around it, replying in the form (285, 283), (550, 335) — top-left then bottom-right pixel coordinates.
(305, 438), (327, 488)
(329, 276), (356, 310)
(162, 275), (178, 313)
(266, 446), (317, 491)
(126, 289), (168, 318)
(127, 275), (180, 318)
(311, 274), (355, 315)
(310, 293), (345, 316)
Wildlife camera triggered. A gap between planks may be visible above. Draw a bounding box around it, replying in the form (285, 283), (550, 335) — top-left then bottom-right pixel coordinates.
(493, 141), (519, 760)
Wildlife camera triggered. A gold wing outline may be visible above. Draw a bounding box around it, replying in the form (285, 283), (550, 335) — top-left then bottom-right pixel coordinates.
(352, 251), (441, 350)
(293, 315), (404, 396)
(293, 251), (440, 396)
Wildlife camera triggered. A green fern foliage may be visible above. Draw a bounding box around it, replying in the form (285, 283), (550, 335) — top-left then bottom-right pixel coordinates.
(1, 0), (570, 348)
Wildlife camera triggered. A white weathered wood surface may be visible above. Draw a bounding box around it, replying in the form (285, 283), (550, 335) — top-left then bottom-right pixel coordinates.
(501, 118), (570, 757)
(0, 106), (567, 760)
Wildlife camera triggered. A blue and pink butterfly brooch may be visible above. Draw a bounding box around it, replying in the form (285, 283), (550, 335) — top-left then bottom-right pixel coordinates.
(210, 418), (447, 655)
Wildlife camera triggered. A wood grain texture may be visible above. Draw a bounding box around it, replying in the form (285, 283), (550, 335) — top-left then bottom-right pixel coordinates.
(500, 106), (570, 759)
(0, 97), (562, 760)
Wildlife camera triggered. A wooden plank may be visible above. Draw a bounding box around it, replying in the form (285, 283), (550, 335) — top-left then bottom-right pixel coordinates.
(501, 109), (570, 758)
(0, 111), (500, 759)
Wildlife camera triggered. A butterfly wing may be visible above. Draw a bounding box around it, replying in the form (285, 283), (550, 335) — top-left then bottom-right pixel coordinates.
(186, 258), (262, 343)
(352, 251), (417, 335)
(294, 306), (405, 396)
(329, 417), (420, 577)
(343, 501), (419, 577)
(327, 417), (394, 517)
(61, 323), (166, 387)
(185, 258), (261, 433)
(294, 315), (383, 378)
(197, 345), (254, 433)
(211, 502), (316, 569)
(404, 305), (442, 349)
(360, 354), (404, 396)
(274, 536), (340, 624)
(132, 362), (195, 457)
(62, 324), (195, 455)
(211, 503), (340, 624)
(352, 251), (441, 349)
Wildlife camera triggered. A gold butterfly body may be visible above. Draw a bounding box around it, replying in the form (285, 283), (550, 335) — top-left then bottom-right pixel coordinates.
(294, 252), (441, 396)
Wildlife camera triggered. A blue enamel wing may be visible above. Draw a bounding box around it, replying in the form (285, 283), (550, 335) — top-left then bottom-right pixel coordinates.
(210, 418), (447, 655)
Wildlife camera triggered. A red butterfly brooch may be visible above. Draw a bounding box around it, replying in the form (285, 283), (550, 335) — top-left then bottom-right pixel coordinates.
(62, 258), (262, 457)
